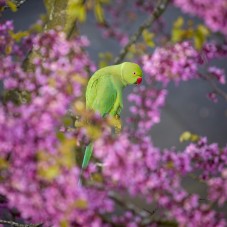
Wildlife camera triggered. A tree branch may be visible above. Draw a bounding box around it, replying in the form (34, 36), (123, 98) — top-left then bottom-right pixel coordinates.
(108, 191), (157, 225)
(0, 220), (43, 227)
(109, 191), (150, 218)
(11, 0), (28, 7)
(200, 74), (227, 102)
(2, 0), (28, 9)
(114, 0), (170, 64)
(108, 192), (178, 226)
(23, 0), (79, 72)
(43, 0), (78, 37)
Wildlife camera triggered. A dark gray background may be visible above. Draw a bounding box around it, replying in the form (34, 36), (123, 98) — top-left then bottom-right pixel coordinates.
(2, 0), (227, 151)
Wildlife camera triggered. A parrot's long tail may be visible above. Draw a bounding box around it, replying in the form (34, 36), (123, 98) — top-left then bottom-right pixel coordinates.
(78, 143), (93, 186)
(82, 143), (93, 169)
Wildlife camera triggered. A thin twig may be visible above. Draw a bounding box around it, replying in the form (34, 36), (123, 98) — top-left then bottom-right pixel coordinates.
(0, 220), (43, 227)
(108, 192), (176, 226)
(200, 74), (227, 102)
(108, 191), (154, 219)
(4, 0), (28, 8)
(114, 0), (170, 64)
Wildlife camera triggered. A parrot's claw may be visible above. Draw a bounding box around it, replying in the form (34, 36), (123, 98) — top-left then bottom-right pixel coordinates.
(96, 162), (105, 167)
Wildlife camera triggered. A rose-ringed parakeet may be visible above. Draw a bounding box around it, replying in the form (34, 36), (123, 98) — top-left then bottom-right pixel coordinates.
(82, 62), (143, 169)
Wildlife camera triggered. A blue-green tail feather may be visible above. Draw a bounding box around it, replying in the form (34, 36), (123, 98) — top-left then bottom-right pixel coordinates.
(78, 143), (93, 186)
(82, 143), (93, 169)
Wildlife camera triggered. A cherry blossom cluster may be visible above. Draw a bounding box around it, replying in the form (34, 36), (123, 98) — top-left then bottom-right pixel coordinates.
(142, 41), (200, 85)
(99, 0), (157, 46)
(94, 132), (227, 226)
(0, 18), (227, 227)
(185, 137), (227, 179)
(208, 169), (227, 206)
(208, 66), (226, 84)
(127, 86), (167, 133)
(93, 64), (227, 226)
(98, 0), (130, 46)
(142, 41), (227, 87)
(0, 21), (113, 226)
(173, 0), (227, 35)
(0, 21), (94, 156)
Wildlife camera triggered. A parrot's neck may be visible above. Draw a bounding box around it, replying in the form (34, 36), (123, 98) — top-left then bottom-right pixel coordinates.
(111, 65), (127, 88)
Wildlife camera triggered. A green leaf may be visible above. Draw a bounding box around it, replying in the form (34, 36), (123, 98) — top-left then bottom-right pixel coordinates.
(197, 24), (210, 36)
(38, 164), (60, 181)
(67, 0), (86, 23)
(179, 131), (192, 142)
(194, 24), (210, 49)
(77, 5), (86, 22)
(171, 29), (185, 43)
(6, 0), (17, 12)
(171, 17), (185, 42)
(10, 31), (29, 42)
(56, 132), (65, 142)
(63, 116), (73, 127)
(0, 158), (8, 169)
(98, 52), (113, 68)
(74, 199), (88, 209)
(173, 17), (184, 28)
(94, 2), (105, 23)
(171, 17), (196, 43)
(59, 138), (77, 168)
(179, 131), (200, 142)
(142, 29), (155, 47)
(92, 173), (103, 183)
(60, 220), (69, 227)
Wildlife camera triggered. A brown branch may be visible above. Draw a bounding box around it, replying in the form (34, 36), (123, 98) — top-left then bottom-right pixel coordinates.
(108, 191), (157, 225)
(113, 0), (170, 64)
(200, 74), (227, 102)
(11, 0), (28, 7)
(107, 191), (177, 226)
(151, 219), (178, 227)
(0, 220), (43, 227)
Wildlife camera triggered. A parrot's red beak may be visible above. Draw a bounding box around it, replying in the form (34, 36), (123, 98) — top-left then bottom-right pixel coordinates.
(136, 77), (142, 85)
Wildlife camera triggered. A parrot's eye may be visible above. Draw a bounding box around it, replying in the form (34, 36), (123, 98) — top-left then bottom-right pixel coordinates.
(133, 72), (136, 75)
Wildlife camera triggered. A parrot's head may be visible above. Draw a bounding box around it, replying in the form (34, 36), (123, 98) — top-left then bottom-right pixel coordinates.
(120, 62), (143, 85)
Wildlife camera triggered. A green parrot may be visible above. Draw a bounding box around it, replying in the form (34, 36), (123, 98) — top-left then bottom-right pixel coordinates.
(82, 62), (143, 169)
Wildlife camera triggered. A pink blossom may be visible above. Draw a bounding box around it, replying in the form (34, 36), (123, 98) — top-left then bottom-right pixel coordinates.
(173, 0), (227, 35)
(208, 169), (227, 206)
(142, 41), (200, 86)
(208, 66), (226, 84)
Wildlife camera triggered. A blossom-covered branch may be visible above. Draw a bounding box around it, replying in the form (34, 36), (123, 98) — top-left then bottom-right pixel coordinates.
(200, 73), (227, 102)
(114, 0), (169, 64)
(173, 0), (227, 35)
(0, 0), (28, 10)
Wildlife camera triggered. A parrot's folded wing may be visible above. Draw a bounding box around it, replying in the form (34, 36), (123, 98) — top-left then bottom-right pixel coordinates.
(81, 74), (117, 173)
(87, 74), (117, 117)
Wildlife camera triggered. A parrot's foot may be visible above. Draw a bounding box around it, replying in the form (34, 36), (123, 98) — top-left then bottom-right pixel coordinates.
(95, 162), (105, 167)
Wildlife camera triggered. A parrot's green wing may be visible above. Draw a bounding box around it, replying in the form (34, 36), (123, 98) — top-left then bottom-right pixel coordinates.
(81, 73), (117, 172)
(86, 73), (117, 116)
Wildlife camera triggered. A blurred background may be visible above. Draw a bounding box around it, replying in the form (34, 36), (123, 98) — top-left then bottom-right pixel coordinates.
(1, 0), (227, 152)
